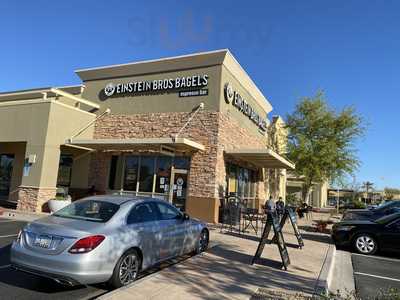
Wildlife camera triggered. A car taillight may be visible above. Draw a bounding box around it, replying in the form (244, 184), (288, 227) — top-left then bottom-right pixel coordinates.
(69, 235), (105, 254)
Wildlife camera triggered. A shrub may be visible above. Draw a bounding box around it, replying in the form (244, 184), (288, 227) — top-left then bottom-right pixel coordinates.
(352, 200), (366, 209)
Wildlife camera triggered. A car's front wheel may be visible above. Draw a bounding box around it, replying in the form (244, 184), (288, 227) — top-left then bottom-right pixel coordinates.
(353, 234), (378, 255)
(109, 249), (141, 288)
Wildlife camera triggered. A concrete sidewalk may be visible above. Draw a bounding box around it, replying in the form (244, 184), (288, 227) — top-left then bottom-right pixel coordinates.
(0, 208), (48, 222)
(100, 217), (332, 300)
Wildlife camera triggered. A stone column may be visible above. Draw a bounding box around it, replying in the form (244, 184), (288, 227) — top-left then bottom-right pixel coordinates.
(16, 143), (60, 212)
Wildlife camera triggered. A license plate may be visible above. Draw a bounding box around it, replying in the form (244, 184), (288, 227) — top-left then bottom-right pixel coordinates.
(34, 235), (51, 248)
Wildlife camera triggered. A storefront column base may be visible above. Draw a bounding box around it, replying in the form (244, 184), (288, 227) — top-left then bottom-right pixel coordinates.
(186, 196), (219, 223)
(16, 186), (57, 213)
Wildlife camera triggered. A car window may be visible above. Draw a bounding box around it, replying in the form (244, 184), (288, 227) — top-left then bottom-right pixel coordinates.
(53, 200), (119, 223)
(127, 202), (158, 224)
(154, 202), (181, 220)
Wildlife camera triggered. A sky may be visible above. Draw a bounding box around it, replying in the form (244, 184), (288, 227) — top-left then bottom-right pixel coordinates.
(1, 1), (399, 190)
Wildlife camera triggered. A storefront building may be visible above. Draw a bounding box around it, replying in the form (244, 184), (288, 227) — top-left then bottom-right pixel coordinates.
(0, 50), (294, 222)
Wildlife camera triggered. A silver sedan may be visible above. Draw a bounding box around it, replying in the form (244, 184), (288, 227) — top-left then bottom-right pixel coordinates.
(10, 196), (209, 288)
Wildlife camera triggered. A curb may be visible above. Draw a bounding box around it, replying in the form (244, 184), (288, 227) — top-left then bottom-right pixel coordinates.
(0, 208), (48, 222)
(329, 250), (356, 299)
(313, 243), (336, 298)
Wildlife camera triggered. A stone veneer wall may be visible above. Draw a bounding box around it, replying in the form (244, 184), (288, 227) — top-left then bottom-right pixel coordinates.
(16, 186), (57, 212)
(216, 113), (269, 210)
(89, 111), (270, 222)
(90, 111), (220, 201)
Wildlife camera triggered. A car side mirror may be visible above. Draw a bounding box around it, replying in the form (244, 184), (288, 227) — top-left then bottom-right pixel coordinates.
(183, 213), (190, 221)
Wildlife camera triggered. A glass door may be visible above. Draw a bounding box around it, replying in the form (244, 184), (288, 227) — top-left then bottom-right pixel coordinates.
(169, 168), (188, 212)
(0, 154), (14, 197)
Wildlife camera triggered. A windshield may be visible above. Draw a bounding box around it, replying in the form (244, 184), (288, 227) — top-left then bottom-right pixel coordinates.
(53, 200), (119, 223)
(375, 201), (394, 210)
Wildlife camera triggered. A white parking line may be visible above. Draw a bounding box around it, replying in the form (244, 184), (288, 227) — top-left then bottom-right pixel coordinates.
(0, 234), (18, 238)
(0, 220), (15, 223)
(355, 272), (400, 282)
(353, 253), (400, 263)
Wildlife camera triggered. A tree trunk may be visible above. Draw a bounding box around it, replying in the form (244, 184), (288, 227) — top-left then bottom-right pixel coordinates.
(302, 183), (312, 204)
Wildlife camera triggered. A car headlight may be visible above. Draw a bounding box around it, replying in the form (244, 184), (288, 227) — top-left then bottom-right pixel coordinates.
(336, 225), (355, 231)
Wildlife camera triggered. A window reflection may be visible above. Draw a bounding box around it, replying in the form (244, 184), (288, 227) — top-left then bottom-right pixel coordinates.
(138, 156), (155, 193)
(119, 155), (190, 194)
(226, 163), (257, 200)
(124, 156), (138, 191)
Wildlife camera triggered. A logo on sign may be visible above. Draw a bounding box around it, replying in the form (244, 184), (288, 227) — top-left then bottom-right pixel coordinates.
(104, 83), (116, 97)
(224, 83), (234, 104)
(177, 177), (184, 186)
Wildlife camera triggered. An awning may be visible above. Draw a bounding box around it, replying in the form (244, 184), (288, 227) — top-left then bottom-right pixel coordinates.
(224, 149), (295, 169)
(66, 137), (205, 152)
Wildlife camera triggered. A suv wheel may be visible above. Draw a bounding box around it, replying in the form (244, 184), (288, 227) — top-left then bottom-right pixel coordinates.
(109, 249), (141, 288)
(354, 234), (377, 255)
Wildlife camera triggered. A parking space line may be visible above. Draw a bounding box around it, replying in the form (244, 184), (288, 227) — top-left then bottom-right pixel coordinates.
(0, 220), (15, 223)
(352, 253), (400, 263)
(0, 234), (18, 238)
(355, 272), (400, 282)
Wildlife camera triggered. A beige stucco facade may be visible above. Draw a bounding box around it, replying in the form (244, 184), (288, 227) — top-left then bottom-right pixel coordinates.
(0, 49), (295, 222)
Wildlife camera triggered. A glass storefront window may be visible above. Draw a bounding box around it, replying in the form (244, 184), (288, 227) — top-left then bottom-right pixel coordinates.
(138, 156), (155, 193)
(57, 154), (73, 187)
(226, 163), (257, 200)
(174, 157), (190, 169)
(227, 164), (237, 194)
(124, 156), (139, 191)
(155, 156), (172, 194)
(113, 154), (190, 195)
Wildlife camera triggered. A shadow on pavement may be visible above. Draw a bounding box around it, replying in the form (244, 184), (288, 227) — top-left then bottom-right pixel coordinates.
(149, 244), (318, 299)
(299, 232), (331, 244)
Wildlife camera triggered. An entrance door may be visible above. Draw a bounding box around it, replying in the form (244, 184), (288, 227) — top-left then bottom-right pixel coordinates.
(169, 168), (188, 212)
(0, 154), (14, 198)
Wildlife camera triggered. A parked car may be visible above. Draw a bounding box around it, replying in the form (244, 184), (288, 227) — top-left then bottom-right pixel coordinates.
(332, 212), (400, 255)
(11, 196), (209, 288)
(342, 200), (400, 221)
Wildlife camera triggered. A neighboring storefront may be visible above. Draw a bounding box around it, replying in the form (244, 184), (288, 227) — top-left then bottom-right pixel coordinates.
(0, 50), (295, 222)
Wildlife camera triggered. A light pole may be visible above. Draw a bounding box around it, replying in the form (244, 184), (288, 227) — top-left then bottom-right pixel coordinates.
(337, 187), (340, 214)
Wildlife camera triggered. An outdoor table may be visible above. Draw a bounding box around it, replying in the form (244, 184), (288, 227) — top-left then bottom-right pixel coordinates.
(242, 208), (261, 234)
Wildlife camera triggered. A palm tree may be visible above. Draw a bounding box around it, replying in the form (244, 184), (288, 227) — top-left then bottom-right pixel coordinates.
(362, 181), (374, 204)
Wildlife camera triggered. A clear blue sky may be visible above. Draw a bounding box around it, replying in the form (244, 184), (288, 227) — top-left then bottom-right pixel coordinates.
(1, 1), (399, 189)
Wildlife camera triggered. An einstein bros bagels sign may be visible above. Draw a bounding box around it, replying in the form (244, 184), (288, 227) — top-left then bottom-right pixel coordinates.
(224, 83), (267, 131)
(103, 74), (209, 98)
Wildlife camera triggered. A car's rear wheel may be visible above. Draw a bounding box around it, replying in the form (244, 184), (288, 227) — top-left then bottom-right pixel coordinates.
(195, 229), (209, 254)
(109, 249), (141, 288)
(353, 234), (378, 255)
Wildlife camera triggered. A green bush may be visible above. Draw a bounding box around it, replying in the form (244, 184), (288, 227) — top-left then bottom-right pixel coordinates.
(352, 200), (366, 209)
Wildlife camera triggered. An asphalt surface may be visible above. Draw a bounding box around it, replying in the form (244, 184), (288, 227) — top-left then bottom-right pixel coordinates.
(0, 218), (110, 300)
(352, 252), (400, 299)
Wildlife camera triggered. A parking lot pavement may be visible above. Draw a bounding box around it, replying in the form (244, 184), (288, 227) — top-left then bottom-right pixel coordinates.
(0, 218), (109, 300)
(352, 253), (400, 299)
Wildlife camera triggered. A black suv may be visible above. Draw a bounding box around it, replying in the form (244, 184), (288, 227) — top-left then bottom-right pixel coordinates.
(342, 200), (400, 221)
